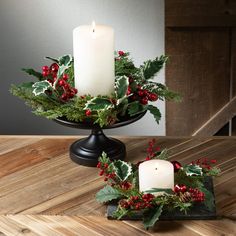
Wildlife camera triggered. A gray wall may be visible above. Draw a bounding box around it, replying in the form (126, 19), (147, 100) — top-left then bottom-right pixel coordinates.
(0, 0), (165, 135)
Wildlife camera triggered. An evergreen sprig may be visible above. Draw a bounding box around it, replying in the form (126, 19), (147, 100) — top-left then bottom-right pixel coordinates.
(10, 51), (181, 127)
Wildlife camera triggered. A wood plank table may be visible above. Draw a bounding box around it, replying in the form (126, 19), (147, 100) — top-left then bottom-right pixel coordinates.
(0, 136), (235, 236)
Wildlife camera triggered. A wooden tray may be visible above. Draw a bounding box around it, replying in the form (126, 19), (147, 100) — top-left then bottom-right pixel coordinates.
(107, 177), (216, 220)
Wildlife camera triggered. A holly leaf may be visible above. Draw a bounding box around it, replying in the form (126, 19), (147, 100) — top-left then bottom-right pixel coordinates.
(140, 55), (168, 80)
(57, 65), (70, 79)
(58, 54), (73, 66)
(115, 76), (129, 104)
(147, 105), (161, 123)
(128, 101), (147, 116)
(45, 56), (59, 63)
(143, 205), (163, 230)
(20, 82), (34, 89)
(184, 164), (203, 176)
(85, 97), (113, 111)
(32, 81), (52, 96)
(199, 186), (215, 211)
(96, 185), (122, 203)
(145, 188), (173, 194)
(22, 68), (43, 81)
(112, 160), (132, 181)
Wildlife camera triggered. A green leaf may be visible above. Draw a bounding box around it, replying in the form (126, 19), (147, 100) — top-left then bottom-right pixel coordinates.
(143, 205), (163, 229)
(20, 82), (34, 89)
(22, 68), (43, 81)
(57, 65), (70, 80)
(140, 55), (168, 80)
(58, 54), (73, 66)
(184, 164), (203, 176)
(32, 81), (52, 96)
(115, 76), (129, 103)
(128, 101), (147, 116)
(85, 97), (113, 111)
(199, 186), (215, 211)
(45, 56), (59, 63)
(112, 160), (132, 181)
(147, 105), (161, 123)
(96, 185), (122, 203)
(145, 188), (173, 194)
(155, 148), (168, 160)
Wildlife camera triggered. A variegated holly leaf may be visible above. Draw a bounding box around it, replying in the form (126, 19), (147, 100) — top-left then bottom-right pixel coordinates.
(143, 205), (163, 230)
(96, 185), (122, 203)
(32, 81), (52, 96)
(85, 97), (113, 111)
(58, 54), (73, 66)
(184, 164), (203, 176)
(115, 76), (129, 104)
(112, 160), (132, 181)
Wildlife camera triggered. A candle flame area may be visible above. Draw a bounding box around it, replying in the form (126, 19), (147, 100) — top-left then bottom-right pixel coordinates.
(92, 21), (96, 33)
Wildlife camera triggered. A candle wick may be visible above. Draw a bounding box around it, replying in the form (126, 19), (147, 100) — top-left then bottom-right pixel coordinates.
(93, 29), (95, 33)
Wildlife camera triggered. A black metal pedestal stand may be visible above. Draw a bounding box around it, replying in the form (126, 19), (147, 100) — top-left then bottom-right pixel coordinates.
(54, 111), (146, 167)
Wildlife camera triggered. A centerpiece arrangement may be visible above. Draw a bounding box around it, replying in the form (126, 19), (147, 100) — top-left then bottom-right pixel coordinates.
(10, 22), (180, 166)
(96, 139), (220, 229)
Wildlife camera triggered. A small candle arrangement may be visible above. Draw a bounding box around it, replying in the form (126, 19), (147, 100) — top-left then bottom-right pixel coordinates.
(95, 139), (220, 229)
(10, 22), (180, 127)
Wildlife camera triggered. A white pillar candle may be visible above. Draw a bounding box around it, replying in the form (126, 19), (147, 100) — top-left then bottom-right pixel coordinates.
(73, 22), (115, 96)
(139, 160), (174, 195)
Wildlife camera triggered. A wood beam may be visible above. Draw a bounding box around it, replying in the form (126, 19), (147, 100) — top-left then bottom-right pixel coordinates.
(192, 96), (236, 136)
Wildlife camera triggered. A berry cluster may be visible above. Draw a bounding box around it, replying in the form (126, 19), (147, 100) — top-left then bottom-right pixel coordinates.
(120, 193), (155, 210)
(96, 161), (116, 182)
(42, 63), (77, 102)
(145, 139), (161, 160)
(129, 85), (158, 105)
(191, 158), (217, 170)
(174, 184), (205, 202)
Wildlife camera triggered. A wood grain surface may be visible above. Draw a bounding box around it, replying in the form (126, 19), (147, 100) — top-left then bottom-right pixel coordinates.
(0, 136), (235, 236)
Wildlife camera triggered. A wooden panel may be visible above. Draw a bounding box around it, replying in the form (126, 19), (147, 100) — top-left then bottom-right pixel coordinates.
(166, 28), (230, 135)
(0, 136), (235, 235)
(166, 0), (236, 27)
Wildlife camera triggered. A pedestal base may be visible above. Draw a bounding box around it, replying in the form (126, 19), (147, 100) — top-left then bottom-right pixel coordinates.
(70, 128), (126, 167)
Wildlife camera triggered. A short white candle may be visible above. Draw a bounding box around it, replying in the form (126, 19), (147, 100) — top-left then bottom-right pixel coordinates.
(73, 22), (115, 96)
(139, 160), (174, 195)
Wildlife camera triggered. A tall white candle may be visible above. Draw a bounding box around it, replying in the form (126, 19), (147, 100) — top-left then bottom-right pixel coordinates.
(73, 22), (115, 96)
(139, 160), (174, 195)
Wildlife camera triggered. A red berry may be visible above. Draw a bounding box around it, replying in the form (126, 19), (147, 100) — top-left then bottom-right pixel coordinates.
(148, 93), (158, 101)
(85, 110), (91, 116)
(63, 83), (69, 89)
(118, 50), (125, 56)
(104, 163), (109, 168)
(50, 63), (59, 73)
(96, 162), (101, 168)
(129, 77), (134, 83)
(140, 97), (148, 105)
(42, 66), (49, 71)
(42, 71), (49, 77)
(99, 170), (104, 176)
(180, 185), (187, 193)
(61, 94), (68, 101)
(72, 88), (78, 94)
(138, 90), (145, 97)
(171, 161), (182, 172)
(58, 80), (65, 86)
(210, 159), (217, 164)
(143, 90), (148, 96)
(127, 86), (132, 95)
(62, 74), (69, 80)
(104, 177), (108, 181)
